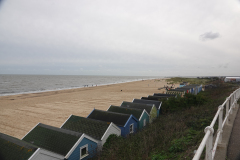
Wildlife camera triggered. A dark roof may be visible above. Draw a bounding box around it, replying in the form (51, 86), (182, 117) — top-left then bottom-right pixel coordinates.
(173, 88), (189, 91)
(121, 101), (153, 114)
(0, 132), (37, 160)
(168, 89), (186, 91)
(62, 115), (110, 140)
(181, 86), (195, 89)
(186, 84), (200, 86)
(141, 96), (167, 101)
(108, 105), (143, 120)
(153, 93), (176, 97)
(22, 123), (83, 156)
(182, 85), (200, 88)
(88, 109), (131, 127)
(133, 99), (161, 109)
(166, 91), (184, 94)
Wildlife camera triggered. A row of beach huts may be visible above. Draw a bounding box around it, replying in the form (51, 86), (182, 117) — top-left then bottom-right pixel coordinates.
(0, 83), (202, 160)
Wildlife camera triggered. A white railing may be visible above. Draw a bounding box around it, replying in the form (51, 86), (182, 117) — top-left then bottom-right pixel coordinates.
(193, 88), (240, 160)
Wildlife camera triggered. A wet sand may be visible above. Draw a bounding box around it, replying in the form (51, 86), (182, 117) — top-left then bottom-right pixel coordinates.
(0, 79), (171, 139)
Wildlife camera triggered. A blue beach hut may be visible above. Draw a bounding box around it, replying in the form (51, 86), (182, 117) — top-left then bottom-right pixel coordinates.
(87, 109), (138, 137)
(107, 105), (150, 130)
(22, 123), (98, 160)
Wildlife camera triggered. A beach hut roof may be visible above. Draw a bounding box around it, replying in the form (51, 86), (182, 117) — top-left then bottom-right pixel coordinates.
(107, 105), (145, 120)
(153, 93), (176, 97)
(169, 88), (187, 91)
(61, 115), (110, 140)
(132, 99), (161, 110)
(141, 96), (167, 101)
(148, 96), (168, 99)
(88, 109), (131, 127)
(22, 123), (83, 156)
(181, 86), (194, 89)
(121, 101), (153, 114)
(0, 132), (37, 160)
(182, 84), (200, 87)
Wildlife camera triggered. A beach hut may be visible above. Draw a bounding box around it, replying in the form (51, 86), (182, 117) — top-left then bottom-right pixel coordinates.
(0, 132), (64, 160)
(87, 109), (138, 137)
(153, 93), (177, 97)
(179, 83), (186, 87)
(107, 105), (149, 130)
(120, 101), (157, 123)
(181, 85), (195, 94)
(193, 84), (202, 93)
(141, 96), (167, 101)
(182, 84), (202, 94)
(60, 115), (121, 148)
(174, 88), (191, 93)
(166, 89), (185, 96)
(132, 99), (162, 117)
(22, 123), (98, 160)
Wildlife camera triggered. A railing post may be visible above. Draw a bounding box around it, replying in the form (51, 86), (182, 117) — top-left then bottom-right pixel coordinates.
(218, 105), (223, 143)
(233, 93), (236, 109)
(226, 98), (229, 125)
(205, 126), (214, 160)
(230, 96), (233, 114)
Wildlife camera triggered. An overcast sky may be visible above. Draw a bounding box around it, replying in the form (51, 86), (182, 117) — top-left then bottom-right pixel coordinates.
(0, 0), (240, 76)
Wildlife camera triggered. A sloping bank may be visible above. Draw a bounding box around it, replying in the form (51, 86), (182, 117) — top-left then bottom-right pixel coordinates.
(93, 80), (239, 160)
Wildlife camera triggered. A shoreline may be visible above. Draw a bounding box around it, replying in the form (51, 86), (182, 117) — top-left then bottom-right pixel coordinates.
(0, 77), (159, 97)
(0, 78), (173, 139)
(0, 78), (163, 100)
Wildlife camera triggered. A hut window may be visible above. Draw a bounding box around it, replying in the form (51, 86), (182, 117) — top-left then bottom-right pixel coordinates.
(80, 144), (88, 159)
(143, 119), (146, 127)
(130, 124), (134, 133)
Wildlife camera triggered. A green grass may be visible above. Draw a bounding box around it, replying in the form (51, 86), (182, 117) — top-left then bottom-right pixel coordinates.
(166, 77), (212, 85)
(93, 79), (239, 160)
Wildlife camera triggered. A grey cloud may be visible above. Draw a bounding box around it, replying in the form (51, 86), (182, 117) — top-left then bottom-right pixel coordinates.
(218, 63), (229, 69)
(0, 0), (240, 76)
(223, 63), (229, 68)
(0, 0), (3, 6)
(200, 32), (220, 41)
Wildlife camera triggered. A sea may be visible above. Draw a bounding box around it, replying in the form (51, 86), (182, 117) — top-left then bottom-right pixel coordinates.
(0, 74), (161, 96)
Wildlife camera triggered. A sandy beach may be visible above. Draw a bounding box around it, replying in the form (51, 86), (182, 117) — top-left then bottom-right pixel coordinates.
(0, 79), (171, 139)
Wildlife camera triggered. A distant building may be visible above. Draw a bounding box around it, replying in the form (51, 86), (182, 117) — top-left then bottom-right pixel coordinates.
(224, 77), (240, 82)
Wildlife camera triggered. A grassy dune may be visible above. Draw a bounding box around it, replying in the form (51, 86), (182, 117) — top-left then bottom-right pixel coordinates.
(94, 78), (239, 160)
(165, 77), (212, 85)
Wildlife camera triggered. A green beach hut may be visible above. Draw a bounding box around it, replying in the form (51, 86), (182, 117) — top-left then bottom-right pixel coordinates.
(120, 101), (157, 123)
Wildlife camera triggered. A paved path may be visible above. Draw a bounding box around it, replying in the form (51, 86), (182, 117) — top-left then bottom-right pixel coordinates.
(227, 106), (240, 160)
